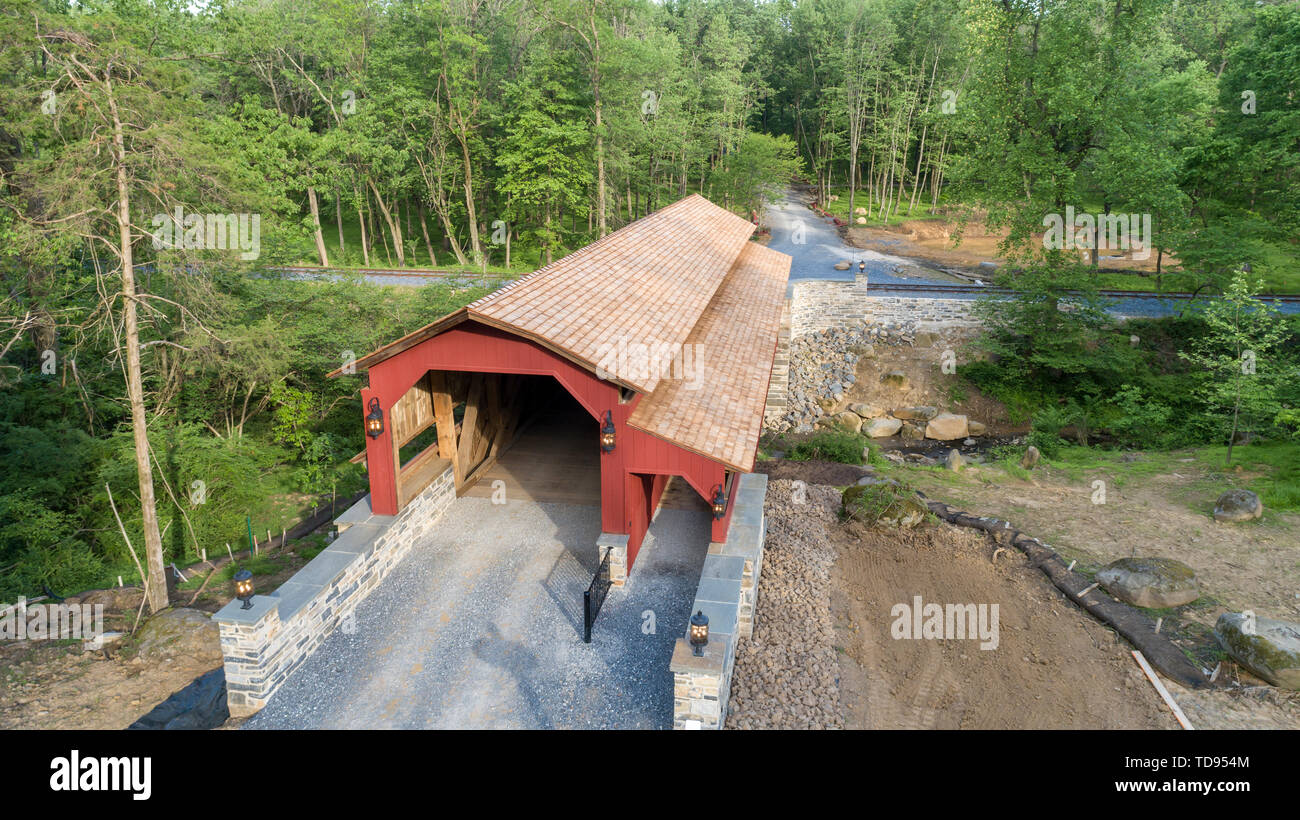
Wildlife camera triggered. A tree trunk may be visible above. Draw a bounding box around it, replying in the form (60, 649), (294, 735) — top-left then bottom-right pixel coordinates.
(419, 203), (436, 266)
(335, 191), (346, 259)
(307, 186), (329, 266)
(367, 179), (406, 267)
(109, 78), (167, 614)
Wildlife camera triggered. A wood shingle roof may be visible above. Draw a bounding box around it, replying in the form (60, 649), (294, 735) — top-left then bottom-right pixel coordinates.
(338, 194), (791, 473)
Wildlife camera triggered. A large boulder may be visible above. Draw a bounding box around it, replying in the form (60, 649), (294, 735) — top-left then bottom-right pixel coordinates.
(133, 608), (222, 665)
(842, 484), (927, 529)
(900, 422), (925, 441)
(830, 411), (863, 434)
(891, 405), (938, 421)
(1095, 557), (1200, 608)
(849, 402), (885, 419)
(864, 417), (903, 438)
(1214, 489), (1263, 523)
(78, 586), (146, 612)
(968, 420), (987, 436)
(925, 413), (969, 441)
(1215, 613), (1300, 690)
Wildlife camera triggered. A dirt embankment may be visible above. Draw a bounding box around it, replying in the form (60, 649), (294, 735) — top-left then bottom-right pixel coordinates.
(846, 215), (1176, 275)
(830, 502), (1174, 729)
(732, 477), (1176, 729)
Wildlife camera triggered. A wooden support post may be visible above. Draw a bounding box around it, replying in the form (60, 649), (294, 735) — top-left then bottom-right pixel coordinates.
(430, 371), (459, 486)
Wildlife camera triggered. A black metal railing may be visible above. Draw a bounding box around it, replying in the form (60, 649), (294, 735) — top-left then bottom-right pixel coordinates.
(583, 551), (612, 643)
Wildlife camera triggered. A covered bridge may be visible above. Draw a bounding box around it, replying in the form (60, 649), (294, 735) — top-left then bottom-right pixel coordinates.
(331, 194), (791, 581)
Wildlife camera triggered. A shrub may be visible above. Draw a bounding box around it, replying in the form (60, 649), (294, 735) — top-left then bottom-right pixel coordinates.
(788, 430), (866, 464)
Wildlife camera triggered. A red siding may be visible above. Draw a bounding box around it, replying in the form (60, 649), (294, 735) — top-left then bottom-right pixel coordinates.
(360, 320), (739, 568)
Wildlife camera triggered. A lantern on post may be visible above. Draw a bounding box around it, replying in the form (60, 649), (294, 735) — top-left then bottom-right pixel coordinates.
(365, 397), (384, 439)
(233, 568), (254, 610)
(857, 260), (866, 275)
(689, 610), (709, 656)
(711, 484), (727, 520)
(599, 410), (616, 453)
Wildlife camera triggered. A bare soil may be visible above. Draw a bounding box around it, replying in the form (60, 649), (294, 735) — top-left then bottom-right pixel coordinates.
(829, 513), (1175, 729)
(846, 215), (1175, 274)
(0, 538), (327, 730)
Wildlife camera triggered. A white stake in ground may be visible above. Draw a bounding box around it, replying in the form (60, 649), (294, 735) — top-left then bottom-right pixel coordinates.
(1131, 650), (1194, 730)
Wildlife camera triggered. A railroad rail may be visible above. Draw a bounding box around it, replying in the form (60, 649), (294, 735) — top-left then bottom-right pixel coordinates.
(858, 281), (1300, 304)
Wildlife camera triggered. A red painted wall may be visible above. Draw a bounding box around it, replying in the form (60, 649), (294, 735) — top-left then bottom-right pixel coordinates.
(359, 321), (736, 568)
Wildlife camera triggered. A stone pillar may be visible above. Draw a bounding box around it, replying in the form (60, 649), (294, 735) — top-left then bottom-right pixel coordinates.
(596, 532), (628, 587)
(217, 596), (282, 717)
(670, 637), (732, 730)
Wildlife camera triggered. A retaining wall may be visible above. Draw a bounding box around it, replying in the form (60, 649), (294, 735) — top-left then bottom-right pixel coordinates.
(215, 465), (456, 716)
(669, 472), (767, 729)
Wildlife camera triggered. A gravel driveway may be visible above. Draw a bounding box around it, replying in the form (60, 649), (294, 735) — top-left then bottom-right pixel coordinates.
(245, 496), (710, 729)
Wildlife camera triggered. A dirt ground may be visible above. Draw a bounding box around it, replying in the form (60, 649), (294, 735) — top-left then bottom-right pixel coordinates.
(0, 639), (220, 730)
(830, 515), (1175, 729)
(904, 465), (1300, 628)
(0, 539), (323, 730)
(845, 215), (1174, 274)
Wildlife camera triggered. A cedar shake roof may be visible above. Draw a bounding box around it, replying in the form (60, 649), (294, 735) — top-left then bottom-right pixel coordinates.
(625, 241), (789, 471)
(465, 194), (756, 394)
(336, 194), (791, 473)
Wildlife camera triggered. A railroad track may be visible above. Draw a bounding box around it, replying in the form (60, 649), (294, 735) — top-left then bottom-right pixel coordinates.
(273, 264), (514, 282)
(862, 281), (1300, 304)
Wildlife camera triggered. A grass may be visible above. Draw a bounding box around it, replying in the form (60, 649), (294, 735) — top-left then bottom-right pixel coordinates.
(817, 186), (945, 227)
(1191, 440), (1300, 512)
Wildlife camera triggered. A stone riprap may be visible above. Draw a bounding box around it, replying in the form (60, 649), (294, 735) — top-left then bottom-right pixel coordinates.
(726, 479), (843, 729)
(768, 320), (920, 434)
(215, 466), (455, 717)
(671, 472), (768, 729)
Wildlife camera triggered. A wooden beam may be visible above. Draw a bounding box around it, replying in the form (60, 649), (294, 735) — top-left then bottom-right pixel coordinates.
(455, 374), (485, 493)
(430, 371), (459, 485)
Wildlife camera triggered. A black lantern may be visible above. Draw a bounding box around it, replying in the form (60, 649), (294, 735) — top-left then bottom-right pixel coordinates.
(711, 484), (727, 520)
(689, 610), (709, 656)
(365, 397), (384, 439)
(857, 260), (866, 275)
(599, 410), (616, 453)
(234, 568), (254, 610)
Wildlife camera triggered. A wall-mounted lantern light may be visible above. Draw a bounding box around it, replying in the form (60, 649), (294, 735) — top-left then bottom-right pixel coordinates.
(711, 484), (727, 520)
(365, 397), (384, 439)
(689, 610), (709, 656)
(600, 410), (616, 453)
(234, 568), (254, 610)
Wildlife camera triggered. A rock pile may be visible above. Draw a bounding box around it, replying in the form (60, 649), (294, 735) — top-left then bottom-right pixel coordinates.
(727, 480), (844, 729)
(769, 320), (921, 434)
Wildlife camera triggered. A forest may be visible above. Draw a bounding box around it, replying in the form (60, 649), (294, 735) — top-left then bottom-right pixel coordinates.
(0, 0), (1297, 605)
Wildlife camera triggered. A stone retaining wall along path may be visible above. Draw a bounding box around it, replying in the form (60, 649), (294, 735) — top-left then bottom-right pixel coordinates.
(215, 466), (456, 717)
(670, 472), (768, 729)
(790, 272), (980, 338)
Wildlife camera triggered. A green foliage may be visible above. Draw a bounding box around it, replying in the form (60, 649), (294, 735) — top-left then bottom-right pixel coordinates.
(788, 430), (867, 464)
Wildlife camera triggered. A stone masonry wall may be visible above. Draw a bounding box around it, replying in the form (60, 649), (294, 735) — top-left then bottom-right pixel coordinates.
(790, 278), (980, 338)
(216, 466), (455, 716)
(670, 472), (767, 729)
